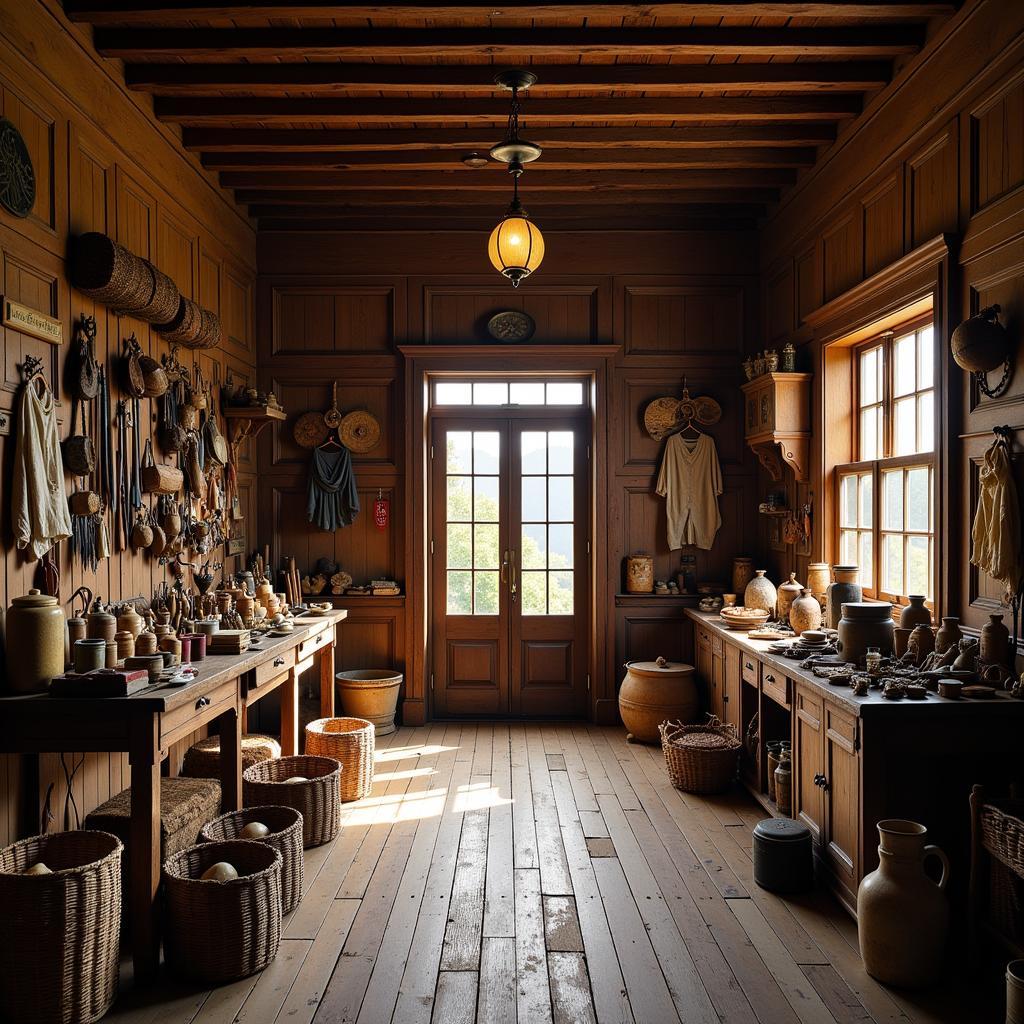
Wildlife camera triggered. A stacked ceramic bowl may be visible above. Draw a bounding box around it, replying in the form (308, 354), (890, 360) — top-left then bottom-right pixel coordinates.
(719, 606), (771, 632)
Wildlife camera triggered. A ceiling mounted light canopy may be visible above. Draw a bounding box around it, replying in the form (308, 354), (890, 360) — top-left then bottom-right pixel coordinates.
(488, 69), (544, 287)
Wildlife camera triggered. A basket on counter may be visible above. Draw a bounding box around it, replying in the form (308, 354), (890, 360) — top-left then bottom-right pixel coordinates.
(200, 806), (304, 915)
(305, 717), (375, 802)
(0, 829), (122, 1024)
(660, 716), (741, 795)
(243, 755), (341, 848)
(163, 839), (282, 983)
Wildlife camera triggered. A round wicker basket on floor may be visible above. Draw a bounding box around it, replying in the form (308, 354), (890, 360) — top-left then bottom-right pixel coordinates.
(182, 733), (282, 779)
(0, 829), (122, 1024)
(163, 839), (282, 983)
(200, 806), (304, 915)
(305, 717), (375, 802)
(659, 717), (741, 795)
(243, 756), (341, 848)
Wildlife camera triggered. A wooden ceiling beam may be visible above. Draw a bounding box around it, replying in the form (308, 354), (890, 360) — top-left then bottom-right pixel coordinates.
(256, 214), (762, 232)
(201, 147), (817, 171)
(66, 2), (956, 26)
(183, 125), (836, 151)
(231, 187), (781, 205)
(95, 26), (924, 59)
(126, 60), (892, 95)
(247, 202), (765, 220)
(155, 95), (861, 125)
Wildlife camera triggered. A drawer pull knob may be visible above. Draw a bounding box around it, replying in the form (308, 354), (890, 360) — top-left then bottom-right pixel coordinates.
(745, 662), (754, 671)
(195, 696), (210, 710)
(274, 657), (285, 667)
(765, 673), (776, 683)
(813, 773), (830, 791)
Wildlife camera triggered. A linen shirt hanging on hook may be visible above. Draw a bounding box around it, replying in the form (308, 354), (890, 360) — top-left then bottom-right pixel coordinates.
(655, 432), (723, 550)
(971, 437), (1024, 601)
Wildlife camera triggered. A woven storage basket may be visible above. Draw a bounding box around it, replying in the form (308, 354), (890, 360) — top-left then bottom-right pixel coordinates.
(158, 295), (203, 346)
(134, 260), (180, 325)
(183, 733), (282, 779)
(660, 716), (741, 795)
(243, 756), (341, 848)
(0, 830), (122, 1024)
(72, 232), (149, 312)
(164, 839), (281, 983)
(979, 797), (1024, 944)
(191, 307), (223, 350)
(200, 806), (303, 915)
(305, 717), (375, 802)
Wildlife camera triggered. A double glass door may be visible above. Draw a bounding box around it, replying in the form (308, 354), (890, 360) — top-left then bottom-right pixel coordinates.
(430, 414), (589, 717)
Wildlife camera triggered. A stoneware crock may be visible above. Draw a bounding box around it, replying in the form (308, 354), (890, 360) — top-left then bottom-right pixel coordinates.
(617, 658), (698, 744)
(5, 589), (65, 693)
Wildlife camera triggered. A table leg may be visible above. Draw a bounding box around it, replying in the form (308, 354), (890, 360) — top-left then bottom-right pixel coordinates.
(281, 667), (299, 756)
(219, 706), (242, 812)
(320, 638), (336, 719)
(129, 716), (162, 984)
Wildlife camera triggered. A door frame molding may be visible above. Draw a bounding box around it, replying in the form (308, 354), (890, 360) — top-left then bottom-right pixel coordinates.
(400, 344), (619, 725)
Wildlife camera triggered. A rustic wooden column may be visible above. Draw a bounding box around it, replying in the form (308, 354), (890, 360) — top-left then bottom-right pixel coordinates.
(128, 713), (162, 984)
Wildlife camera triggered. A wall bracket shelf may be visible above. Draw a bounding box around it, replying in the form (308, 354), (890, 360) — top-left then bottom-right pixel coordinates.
(741, 372), (811, 483)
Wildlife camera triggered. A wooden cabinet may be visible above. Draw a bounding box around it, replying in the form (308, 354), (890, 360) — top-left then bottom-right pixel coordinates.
(722, 641), (741, 731)
(793, 684), (825, 843)
(823, 702), (860, 896)
(740, 371), (811, 482)
(695, 624), (713, 711)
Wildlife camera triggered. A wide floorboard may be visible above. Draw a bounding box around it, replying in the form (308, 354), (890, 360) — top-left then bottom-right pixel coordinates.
(107, 723), (988, 1024)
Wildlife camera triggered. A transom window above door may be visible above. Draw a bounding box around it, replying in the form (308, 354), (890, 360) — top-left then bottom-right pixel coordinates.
(432, 378), (587, 407)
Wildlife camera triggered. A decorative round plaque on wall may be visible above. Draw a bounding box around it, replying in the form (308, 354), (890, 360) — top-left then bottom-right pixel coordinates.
(0, 117), (36, 218)
(487, 310), (535, 342)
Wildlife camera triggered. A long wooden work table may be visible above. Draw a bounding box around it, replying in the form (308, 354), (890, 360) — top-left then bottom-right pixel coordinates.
(0, 609), (347, 983)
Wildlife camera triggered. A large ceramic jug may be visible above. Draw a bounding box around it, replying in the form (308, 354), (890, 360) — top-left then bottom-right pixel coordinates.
(857, 819), (949, 988)
(826, 565), (862, 630)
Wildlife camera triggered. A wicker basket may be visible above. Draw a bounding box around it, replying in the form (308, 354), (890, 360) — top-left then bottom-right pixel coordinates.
(163, 839), (282, 983)
(134, 260), (180, 325)
(72, 232), (149, 313)
(191, 307), (223, 350)
(244, 756), (341, 848)
(978, 796), (1024, 946)
(182, 733), (282, 779)
(200, 806), (303, 915)
(158, 295), (203, 346)
(305, 717), (375, 802)
(0, 830), (122, 1024)
(660, 716), (741, 795)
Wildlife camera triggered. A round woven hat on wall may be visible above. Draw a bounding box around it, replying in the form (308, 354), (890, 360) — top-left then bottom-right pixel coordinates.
(643, 397), (681, 441)
(294, 410), (329, 449)
(339, 410), (381, 453)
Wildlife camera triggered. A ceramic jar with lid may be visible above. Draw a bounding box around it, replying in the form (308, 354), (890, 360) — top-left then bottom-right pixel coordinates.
(857, 819), (949, 988)
(5, 590), (65, 693)
(900, 595), (931, 630)
(836, 602), (894, 665)
(625, 555), (655, 594)
(777, 574), (802, 623)
(826, 566), (862, 630)
(744, 570), (778, 616)
(790, 588), (823, 636)
(935, 617), (963, 655)
(806, 563), (830, 608)
(618, 658), (698, 743)
(117, 605), (144, 639)
(86, 600), (116, 642)
(732, 557), (755, 598)
(981, 613), (1011, 668)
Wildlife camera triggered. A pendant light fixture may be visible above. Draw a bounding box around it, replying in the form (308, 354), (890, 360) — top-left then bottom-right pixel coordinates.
(488, 70), (545, 287)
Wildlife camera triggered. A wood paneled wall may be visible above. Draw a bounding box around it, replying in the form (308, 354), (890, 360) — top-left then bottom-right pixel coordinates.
(256, 230), (760, 723)
(757, 0), (1024, 639)
(0, 0), (256, 844)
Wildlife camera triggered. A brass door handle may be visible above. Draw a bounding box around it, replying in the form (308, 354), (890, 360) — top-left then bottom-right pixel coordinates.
(509, 549), (517, 602)
(501, 551), (509, 586)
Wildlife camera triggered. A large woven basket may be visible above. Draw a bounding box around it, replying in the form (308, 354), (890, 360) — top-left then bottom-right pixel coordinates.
(157, 295), (203, 346)
(200, 806), (304, 915)
(163, 839), (282, 983)
(72, 232), (149, 312)
(243, 756), (341, 848)
(978, 796), (1024, 944)
(660, 716), (741, 795)
(305, 717), (375, 802)
(0, 830), (122, 1024)
(191, 307), (223, 350)
(134, 260), (180, 324)
(182, 733), (282, 779)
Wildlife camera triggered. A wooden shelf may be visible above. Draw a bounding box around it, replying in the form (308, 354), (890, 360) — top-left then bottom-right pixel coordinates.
(223, 404), (287, 450)
(614, 592), (696, 601)
(741, 372), (811, 482)
(303, 593), (405, 606)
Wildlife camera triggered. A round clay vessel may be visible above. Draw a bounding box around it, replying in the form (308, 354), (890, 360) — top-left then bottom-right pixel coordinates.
(980, 612), (1011, 667)
(777, 573), (802, 624)
(934, 617), (963, 656)
(336, 668), (403, 735)
(72, 638), (106, 674)
(893, 627), (911, 659)
(836, 602), (894, 665)
(732, 557), (755, 599)
(86, 602), (116, 642)
(790, 588), (822, 636)
(618, 659), (699, 743)
(806, 563), (830, 606)
(826, 566), (862, 630)
(117, 606), (144, 639)
(5, 590), (66, 693)
(908, 625), (935, 665)
(625, 555), (655, 594)
(744, 570), (778, 616)
(900, 595), (931, 630)
(857, 819), (949, 988)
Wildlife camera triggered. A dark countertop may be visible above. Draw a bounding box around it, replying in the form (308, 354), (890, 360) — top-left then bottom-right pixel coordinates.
(685, 609), (1024, 718)
(0, 609), (347, 715)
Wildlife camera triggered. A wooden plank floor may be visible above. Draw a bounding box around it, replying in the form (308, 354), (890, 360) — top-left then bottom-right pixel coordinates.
(107, 724), (990, 1024)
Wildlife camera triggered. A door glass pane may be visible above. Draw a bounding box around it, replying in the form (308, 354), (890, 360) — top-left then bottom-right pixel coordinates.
(521, 572), (547, 615)
(436, 382), (472, 406)
(522, 524), (547, 569)
(473, 432), (500, 474)
(473, 382), (508, 405)
(510, 381), (545, 405)
(549, 524), (574, 569)
(474, 477), (499, 521)
(548, 432), (574, 474)
(549, 572), (574, 614)
(474, 573), (500, 615)
(447, 524), (471, 568)
(447, 476), (472, 520)
(447, 571), (473, 614)
(548, 477), (574, 521)
(521, 432), (547, 474)
(522, 477), (546, 522)
(547, 382), (584, 405)
(446, 432), (472, 473)
(474, 524), (499, 569)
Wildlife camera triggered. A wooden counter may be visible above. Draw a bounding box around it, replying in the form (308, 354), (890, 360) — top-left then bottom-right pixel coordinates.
(685, 610), (1024, 917)
(0, 609), (346, 983)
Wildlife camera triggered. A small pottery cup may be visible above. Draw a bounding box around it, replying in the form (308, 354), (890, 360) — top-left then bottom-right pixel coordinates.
(189, 633), (207, 661)
(104, 640), (118, 669)
(722, 594), (737, 608)
(73, 638), (106, 674)
(938, 679), (962, 700)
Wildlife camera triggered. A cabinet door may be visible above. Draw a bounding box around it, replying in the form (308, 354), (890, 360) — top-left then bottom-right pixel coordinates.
(695, 627), (713, 707)
(711, 649), (725, 722)
(793, 684), (824, 838)
(823, 701), (860, 896)
(723, 642), (741, 731)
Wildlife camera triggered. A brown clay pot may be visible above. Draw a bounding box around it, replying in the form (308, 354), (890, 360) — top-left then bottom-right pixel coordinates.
(625, 555), (655, 594)
(836, 602), (894, 665)
(980, 613), (1011, 667)
(935, 617), (964, 656)
(618, 658), (698, 744)
(908, 624), (935, 665)
(336, 669), (403, 735)
(5, 590), (66, 693)
(900, 595), (932, 631)
(806, 562), (830, 607)
(743, 570), (777, 616)
(857, 819), (949, 988)
(86, 603), (116, 642)
(789, 588), (823, 636)
(777, 573), (802, 624)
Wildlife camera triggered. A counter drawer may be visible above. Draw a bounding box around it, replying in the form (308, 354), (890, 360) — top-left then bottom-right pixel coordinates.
(298, 623), (333, 661)
(742, 655), (760, 686)
(161, 678), (237, 748)
(711, 634), (724, 657)
(254, 646), (295, 689)
(762, 668), (790, 708)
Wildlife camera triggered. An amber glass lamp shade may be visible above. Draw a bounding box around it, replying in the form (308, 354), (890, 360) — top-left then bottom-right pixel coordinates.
(488, 213), (545, 287)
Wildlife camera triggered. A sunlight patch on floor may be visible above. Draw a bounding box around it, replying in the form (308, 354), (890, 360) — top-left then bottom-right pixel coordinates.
(375, 743), (455, 762)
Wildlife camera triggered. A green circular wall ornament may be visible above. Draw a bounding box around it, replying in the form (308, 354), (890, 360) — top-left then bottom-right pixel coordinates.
(0, 117), (36, 219)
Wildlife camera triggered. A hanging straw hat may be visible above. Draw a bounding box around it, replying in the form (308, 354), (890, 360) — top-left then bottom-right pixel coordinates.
(338, 410), (381, 453)
(643, 397), (681, 441)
